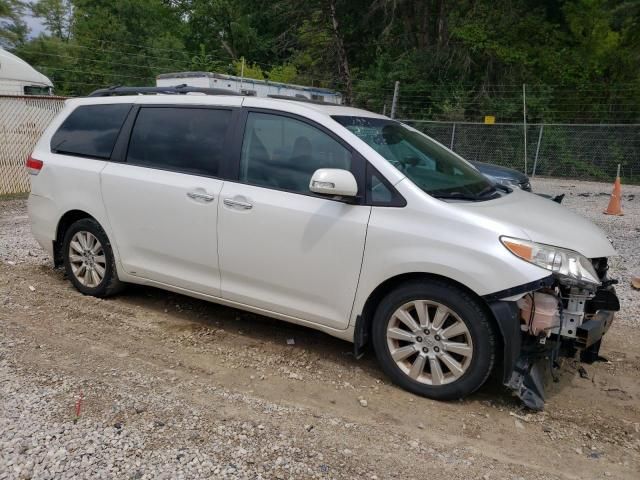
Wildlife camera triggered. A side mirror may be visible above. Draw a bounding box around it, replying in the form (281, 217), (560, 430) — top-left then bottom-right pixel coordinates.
(309, 168), (358, 198)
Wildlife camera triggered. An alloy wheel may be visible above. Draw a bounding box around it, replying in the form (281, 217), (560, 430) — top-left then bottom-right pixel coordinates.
(68, 231), (106, 288)
(386, 300), (474, 385)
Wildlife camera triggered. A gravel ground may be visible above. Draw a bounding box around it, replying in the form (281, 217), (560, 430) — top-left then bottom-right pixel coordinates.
(1, 180), (640, 479)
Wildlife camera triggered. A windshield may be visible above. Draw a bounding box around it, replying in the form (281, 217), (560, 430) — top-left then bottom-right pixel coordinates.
(333, 116), (495, 198)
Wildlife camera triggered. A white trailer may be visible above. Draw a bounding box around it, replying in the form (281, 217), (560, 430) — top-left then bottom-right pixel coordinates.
(156, 71), (342, 104)
(0, 48), (53, 96)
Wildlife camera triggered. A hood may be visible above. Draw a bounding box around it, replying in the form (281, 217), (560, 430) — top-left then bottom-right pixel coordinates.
(455, 189), (616, 258)
(471, 161), (529, 183)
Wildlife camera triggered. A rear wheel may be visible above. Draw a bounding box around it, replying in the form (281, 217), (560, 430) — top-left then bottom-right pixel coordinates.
(372, 280), (496, 400)
(62, 218), (123, 297)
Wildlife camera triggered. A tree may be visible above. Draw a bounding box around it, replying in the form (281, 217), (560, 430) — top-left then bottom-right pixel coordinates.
(8, 0), (639, 120)
(0, 0), (11, 16)
(0, 0), (28, 49)
(31, 0), (73, 41)
(177, 0), (261, 61)
(327, 0), (352, 103)
(68, 0), (188, 94)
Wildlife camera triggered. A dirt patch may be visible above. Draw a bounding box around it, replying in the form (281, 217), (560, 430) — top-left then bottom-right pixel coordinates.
(2, 186), (640, 479)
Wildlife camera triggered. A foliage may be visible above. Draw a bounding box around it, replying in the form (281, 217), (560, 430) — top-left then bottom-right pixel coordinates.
(0, 0), (28, 48)
(267, 64), (297, 83)
(31, 0), (73, 40)
(233, 58), (265, 80)
(6, 0), (640, 123)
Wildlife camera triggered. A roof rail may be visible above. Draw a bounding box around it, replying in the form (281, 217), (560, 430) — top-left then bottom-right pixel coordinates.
(88, 84), (241, 97)
(267, 94), (335, 105)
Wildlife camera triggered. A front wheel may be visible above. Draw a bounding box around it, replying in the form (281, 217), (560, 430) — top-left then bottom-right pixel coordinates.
(372, 281), (496, 400)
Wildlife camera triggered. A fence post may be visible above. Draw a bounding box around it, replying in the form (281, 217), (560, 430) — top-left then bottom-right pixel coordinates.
(522, 83), (528, 175)
(450, 123), (456, 150)
(390, 81), (400, 119)
(239, 56), (245, 93)
(532, 124), (544, 178)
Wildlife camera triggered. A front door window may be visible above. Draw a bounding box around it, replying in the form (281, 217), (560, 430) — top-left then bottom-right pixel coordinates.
(240, 112), (352, 194)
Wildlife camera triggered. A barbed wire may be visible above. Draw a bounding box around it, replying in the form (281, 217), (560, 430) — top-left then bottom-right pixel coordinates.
(23, 39), (640, 91)
(23, 39), (640, 92)
(15, 35), (639, 123)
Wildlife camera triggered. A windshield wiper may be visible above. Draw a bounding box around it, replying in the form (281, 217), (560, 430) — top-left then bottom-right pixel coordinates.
(494, 183), (512, 193)
(476, 184), (499, 198)
(431, 185), (502, 201)
(430, 191), (480, 201)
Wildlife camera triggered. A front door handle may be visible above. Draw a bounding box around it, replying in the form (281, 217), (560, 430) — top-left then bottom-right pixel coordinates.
(187, 191), (215, 202)
(223, 198), (253, 210)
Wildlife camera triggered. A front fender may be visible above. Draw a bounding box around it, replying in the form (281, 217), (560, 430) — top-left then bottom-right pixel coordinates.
(350, 198), (551, 340)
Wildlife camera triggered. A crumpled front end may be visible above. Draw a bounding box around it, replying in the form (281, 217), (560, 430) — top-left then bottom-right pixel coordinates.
(486, 257), (620, 410)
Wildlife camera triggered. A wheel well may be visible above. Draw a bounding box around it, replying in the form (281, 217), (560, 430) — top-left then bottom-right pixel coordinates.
(53, 210), (95, 267)
(354, 273), (503, 359)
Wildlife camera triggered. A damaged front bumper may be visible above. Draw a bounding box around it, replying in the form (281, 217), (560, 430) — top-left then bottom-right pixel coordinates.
(485, 268), (620, 410)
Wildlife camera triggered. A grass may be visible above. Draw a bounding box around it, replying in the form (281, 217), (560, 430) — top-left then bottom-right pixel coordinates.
(0, 192), (28, 201)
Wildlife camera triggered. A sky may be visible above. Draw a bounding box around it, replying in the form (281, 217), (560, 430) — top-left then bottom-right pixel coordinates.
(23, 14), (45, 38)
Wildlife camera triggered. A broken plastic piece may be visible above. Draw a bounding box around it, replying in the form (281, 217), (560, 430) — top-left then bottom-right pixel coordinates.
(507, 357), (546, 411)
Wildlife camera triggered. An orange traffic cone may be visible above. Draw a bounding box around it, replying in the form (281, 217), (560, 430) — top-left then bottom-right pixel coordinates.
(603, 165), (623, 216)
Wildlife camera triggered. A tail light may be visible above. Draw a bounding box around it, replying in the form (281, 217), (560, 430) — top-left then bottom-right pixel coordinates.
(26, 155), (43, 175)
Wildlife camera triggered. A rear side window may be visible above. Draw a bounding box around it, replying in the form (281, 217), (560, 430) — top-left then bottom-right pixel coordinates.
(126, 107), (232, 177)
(51, 104), (131, 159)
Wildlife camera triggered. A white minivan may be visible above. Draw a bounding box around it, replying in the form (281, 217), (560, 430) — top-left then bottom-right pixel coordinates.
(27, 86), (619, 409)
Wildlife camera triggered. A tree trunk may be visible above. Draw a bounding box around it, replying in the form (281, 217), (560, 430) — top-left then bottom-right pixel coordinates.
(437, 0), (448, 48)
(328, 0), (353, 105)
(419, 1), (430, 49)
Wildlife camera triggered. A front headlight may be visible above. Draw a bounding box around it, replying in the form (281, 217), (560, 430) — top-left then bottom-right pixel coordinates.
(501, 236), (600, 286)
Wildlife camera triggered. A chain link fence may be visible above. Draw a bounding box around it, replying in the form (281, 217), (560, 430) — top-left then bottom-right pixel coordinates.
(403, 120), (640, 183)
(0, 95), (67, 195)
(1, 95), (639, 195)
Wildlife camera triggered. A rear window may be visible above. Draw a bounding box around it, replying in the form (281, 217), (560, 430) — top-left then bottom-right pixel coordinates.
(51, 104), (131, 159)
(126, 107), (232, 177)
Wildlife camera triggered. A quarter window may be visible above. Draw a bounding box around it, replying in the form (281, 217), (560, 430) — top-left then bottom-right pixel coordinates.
(51, 104), (131, 159)
(365, 164), (406, 207)
(127, 107), (232, 177)
(240, 112), (352, 193)
(370, 172), (394, 203)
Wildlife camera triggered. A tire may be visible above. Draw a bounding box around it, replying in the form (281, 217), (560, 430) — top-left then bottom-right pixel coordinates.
(372, 280), (496, 400)
(62, 218), (123, 297)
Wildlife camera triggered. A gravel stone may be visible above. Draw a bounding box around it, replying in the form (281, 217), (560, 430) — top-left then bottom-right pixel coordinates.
(532, 178), (640, 327)
(2, 185), (639, 479)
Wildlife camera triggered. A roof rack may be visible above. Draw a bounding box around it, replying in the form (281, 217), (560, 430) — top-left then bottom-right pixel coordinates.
(88, 84), (241, 97)
(267, 94), (334, 105)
